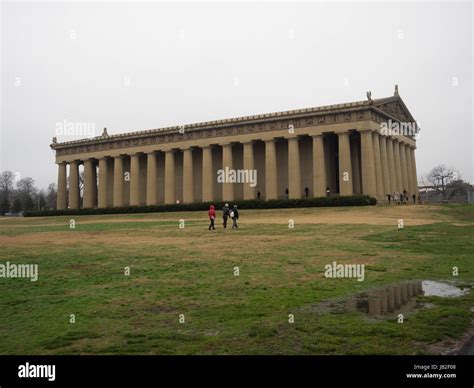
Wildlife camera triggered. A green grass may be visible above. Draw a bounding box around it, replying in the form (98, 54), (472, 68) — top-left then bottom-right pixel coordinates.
(0, 204), (472, 354)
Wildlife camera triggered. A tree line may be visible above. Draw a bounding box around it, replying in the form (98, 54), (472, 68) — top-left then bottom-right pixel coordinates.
(0, 171), (57, 215)
(0, 164), (470, 215)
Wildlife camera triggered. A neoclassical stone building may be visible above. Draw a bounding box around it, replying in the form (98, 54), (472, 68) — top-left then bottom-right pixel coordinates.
(51, 88), (419, 209)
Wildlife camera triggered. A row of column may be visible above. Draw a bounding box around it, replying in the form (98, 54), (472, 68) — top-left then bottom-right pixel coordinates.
(56, 131), (418, 209)
(359, 131), (418, 200)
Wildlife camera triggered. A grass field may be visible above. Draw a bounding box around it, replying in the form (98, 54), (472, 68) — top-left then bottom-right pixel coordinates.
(0, 204), (472, 355)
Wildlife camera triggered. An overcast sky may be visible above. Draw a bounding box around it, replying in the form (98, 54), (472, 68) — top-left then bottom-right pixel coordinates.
(1, 1), (472, 189)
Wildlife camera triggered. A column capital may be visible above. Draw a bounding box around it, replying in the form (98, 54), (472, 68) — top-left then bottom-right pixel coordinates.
(336, 131), (351, 137)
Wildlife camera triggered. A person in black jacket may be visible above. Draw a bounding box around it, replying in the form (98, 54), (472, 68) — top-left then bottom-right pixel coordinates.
(231, 205), (239, 229)
(222, 203), (230, 229)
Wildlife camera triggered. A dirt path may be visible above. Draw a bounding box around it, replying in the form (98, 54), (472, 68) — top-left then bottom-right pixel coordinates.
(0, 205), (448, 229)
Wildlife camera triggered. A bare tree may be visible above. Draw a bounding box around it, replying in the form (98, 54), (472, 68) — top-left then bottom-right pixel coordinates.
(0, 171), (15, 200)
(16, 177), (38, 211)
(46, 183), (57, 210)
(426, 165), (458, 199)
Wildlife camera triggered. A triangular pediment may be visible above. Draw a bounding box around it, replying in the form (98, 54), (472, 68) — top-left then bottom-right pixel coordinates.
(372, 96), (416, 123)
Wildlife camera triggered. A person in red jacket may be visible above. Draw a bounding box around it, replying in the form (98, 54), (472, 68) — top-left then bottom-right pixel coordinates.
(208, 205), (216, 230)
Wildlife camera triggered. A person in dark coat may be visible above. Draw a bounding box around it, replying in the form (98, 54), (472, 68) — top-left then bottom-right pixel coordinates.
(222, 203), (230, 229)
(208, 204), (216, 230)
(231, 205), (239, 229)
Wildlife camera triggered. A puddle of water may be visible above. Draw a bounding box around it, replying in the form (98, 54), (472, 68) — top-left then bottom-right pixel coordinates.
(422, 280), (470, 298)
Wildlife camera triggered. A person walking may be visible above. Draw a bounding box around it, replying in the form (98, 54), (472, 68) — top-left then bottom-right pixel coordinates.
(222, 203), (230, 229)
(387, 193), (391, 204)
(208, 204), (216, 230)
(231, 204), (239, 229)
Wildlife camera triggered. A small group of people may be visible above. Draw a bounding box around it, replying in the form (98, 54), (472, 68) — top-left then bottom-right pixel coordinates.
(387, 190), (419, 205)
(208, 203), (239, 230)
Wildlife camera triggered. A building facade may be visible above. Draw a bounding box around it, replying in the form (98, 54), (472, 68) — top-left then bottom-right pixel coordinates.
(51, 89), (419, 209)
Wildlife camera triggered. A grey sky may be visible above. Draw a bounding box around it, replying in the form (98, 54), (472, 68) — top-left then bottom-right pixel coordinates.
(1, 1), (472, 189)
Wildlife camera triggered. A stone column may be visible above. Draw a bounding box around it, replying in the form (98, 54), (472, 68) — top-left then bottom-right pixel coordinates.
(222, 143), (234, 201)
(312, 134), (326, 197)
(350, 138), (361, 194)
(410, 147), (419, 196)
(393, 140), (402, 193)
(373, 132), (384, 199)
(288, 136), (301, 199)
(146, 152), (158, 206)
(113, 156), (124, 207)
(164, 150), (175, 204)
(387, 138), (397, 195)
(83, 158), (95, 209)
(368, 291), (381, 316)
(183, 148), (194, 203)
(401, 282), (408, 303)
(379, 136), (391, 198)
(337, 132), (353, 196)
(129, 154), (141, 206)
(379, 289), (388, 313)
(399, 142), (409, 193)
(360, 130), (377, 197)
(202, 146), (214, 202)
(68, 160), (80, 209)
(243, 141), (255, 200)
(386, 286), (395, 312)
(405, 145), (414, 196)
(265, 139), (278, 200)
(98, 157), (109, 208)
(56, 162), (67, 210)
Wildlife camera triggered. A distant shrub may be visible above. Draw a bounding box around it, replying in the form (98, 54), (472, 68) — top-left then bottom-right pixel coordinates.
(24, 195), (376, 217)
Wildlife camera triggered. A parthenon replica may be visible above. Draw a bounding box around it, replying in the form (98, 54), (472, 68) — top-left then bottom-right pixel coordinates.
(51, 88), (419, 209)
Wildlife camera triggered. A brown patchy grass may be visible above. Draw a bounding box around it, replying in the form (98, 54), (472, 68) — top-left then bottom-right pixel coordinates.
(0, 204), (471, 355)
